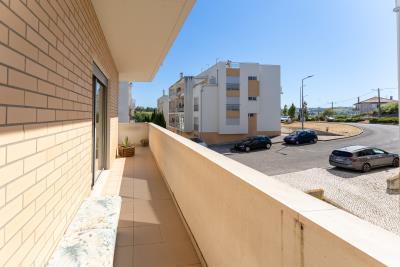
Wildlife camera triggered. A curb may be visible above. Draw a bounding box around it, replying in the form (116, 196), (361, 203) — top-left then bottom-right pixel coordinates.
(272, 124), (365, 144)
(318, 124), (364, 142)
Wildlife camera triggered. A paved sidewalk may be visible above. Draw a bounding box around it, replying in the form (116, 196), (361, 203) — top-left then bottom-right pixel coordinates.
(273, 167), (400, 236)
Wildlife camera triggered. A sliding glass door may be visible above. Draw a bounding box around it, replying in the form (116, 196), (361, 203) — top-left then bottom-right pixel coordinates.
(93, 77), (107, 186)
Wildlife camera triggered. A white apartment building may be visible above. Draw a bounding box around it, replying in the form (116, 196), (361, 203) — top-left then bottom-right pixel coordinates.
(167, 61), (281, 144)
(168, 75), (196, 134)
(157, 91), (169, 117)
(118, 81), (134, 122)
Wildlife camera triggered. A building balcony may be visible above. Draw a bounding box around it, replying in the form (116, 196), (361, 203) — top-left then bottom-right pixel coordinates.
(104, 122), (400, 266)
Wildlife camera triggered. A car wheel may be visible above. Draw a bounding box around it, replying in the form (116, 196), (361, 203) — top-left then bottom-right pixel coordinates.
(295, 140), (299, 145)
(313, 138), (317, 143)
(245, 146), (250, 152)
(393, 158), (399, 167)
(362, 163), (371, 173)
(266, 143), (271, 150)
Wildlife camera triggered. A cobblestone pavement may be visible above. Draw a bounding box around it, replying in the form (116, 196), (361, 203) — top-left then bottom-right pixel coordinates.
(273, 167), (400, 236)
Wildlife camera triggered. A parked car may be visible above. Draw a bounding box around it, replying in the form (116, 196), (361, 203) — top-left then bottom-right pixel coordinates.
(283, 130), (318, 145)
(233, 136), (272, 152)
(329, 145), (399, 172)
(281, 116), (292, 123)
(190, 137), (207, 147)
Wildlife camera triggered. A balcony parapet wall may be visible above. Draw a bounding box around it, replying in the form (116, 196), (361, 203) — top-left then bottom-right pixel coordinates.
(148, 123), (400, 267)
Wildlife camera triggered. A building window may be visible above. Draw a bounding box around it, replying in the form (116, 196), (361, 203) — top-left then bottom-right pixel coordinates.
(248, 113), (256, 117)
(194, 117), (199, 131)
(226, 75), (240, 91)
(226, 117), (240, 125)
(194, 97), (199, 111)
(227, 96), (240, 105)
(248, 76), (257, 80)
(226, 104), (240, 111)
(248, 96), (257, 101)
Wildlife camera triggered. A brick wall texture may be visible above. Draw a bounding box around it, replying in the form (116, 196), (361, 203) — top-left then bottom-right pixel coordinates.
(0, 0), (119, 266)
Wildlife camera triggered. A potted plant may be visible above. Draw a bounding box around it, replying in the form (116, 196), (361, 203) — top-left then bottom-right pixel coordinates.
(140, 138), (149, 147)
(118, 137), (135, 157)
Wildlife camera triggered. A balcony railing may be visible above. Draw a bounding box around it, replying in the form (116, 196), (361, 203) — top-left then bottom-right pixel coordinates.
(146, 123), (400, 267)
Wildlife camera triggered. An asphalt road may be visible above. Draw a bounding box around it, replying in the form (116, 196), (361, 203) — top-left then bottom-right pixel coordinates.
(213, 123), (400, 176)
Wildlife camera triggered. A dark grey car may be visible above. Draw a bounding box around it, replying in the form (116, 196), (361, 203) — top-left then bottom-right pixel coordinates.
(329, 145), (399, 172)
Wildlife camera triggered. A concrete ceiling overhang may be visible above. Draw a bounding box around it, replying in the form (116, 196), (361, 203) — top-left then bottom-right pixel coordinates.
(91, 0), (195, 82)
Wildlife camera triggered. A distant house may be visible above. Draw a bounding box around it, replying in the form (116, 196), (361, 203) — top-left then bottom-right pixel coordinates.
(354, 96), (397, 114)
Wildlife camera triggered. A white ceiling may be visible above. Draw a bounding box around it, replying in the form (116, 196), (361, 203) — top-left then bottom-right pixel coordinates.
(91, 0), (195, 82)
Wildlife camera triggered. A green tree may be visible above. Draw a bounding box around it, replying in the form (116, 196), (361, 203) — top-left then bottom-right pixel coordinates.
(288, 103), (296, 119)
(282, 104), (288, 116)
(303, 101), (309, 120)
(151, 111), (167, 128)
(322, 108), (335, 118)
(380, 102), (398, 115)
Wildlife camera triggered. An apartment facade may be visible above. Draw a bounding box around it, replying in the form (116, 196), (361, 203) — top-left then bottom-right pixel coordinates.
(167, 75), (196, 134)
(0, 0), (194, 266)
(157, 92), (169, 118)
(167, 61), (281, 144)
(118, 81), (133, 123)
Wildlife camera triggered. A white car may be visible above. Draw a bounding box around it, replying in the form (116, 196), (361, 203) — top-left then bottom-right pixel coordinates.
(281, 116), (292, 123)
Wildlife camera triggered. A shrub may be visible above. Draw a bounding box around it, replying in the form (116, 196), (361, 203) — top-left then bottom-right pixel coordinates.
(333, 115), (364, 123)
(381, 102), (398, 115)
(369, 117), (399, 124)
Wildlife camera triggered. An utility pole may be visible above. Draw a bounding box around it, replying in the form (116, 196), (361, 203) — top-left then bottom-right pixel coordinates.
(331, 101), (334, 110)
(301, 75), (314, 129)
(378, 88), (381, 117)
(372, 88), (382, 117)
(357, 96), (360, 114)
(299, 86), (302, 122)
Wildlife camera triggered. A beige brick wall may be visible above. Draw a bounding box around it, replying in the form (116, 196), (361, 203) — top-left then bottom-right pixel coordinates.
(0, 0), (119, 266)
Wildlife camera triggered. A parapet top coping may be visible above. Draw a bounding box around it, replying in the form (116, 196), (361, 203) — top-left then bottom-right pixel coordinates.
(149, 123), (400, 265)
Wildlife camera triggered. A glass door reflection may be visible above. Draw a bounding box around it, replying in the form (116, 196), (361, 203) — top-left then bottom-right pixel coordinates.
(93, 78), (106, 185)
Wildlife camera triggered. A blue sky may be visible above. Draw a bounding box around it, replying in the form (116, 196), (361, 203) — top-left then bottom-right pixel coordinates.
(133, 0), (398, 108)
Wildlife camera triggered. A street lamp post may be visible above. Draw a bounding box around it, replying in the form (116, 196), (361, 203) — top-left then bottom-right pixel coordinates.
(394, 0), (400, 180)
(301, 75), (314, 129)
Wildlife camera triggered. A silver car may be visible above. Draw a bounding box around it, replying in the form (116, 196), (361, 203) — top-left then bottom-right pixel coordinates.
(329, 145), (399, 172)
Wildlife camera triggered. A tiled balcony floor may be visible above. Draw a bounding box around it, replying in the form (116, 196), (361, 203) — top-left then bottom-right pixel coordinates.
(101, 147), (201, 267)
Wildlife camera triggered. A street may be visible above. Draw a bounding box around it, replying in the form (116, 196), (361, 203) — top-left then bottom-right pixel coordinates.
(221, 123), (399, 176)
(210, 123), (400, 235)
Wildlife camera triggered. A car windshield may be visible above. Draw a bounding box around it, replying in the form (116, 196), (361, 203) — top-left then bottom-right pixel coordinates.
(332, 150), (353, 157)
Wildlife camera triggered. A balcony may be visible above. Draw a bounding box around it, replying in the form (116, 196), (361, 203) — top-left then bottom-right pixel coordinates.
(104, 123), (400, 266)
(101, 146), (200, 266)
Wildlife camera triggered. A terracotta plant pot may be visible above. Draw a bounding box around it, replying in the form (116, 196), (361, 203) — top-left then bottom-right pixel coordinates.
(118, 145), (135, 157)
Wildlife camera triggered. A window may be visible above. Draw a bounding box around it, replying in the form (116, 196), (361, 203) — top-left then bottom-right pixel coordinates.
(248, 96), (257, 101)
(372, 148), (386, 155)
(358, 149), (374, 157)
(226, 75), (240, 90)
(226, 104), (240, 111)
(248, 76), (257, 80)
(248, 113), (256, 117)
(226, 117), (240, 125)
(194, 117), (199, 131)
(227, 97), (240, 105)
(194, 97), (199, 111)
